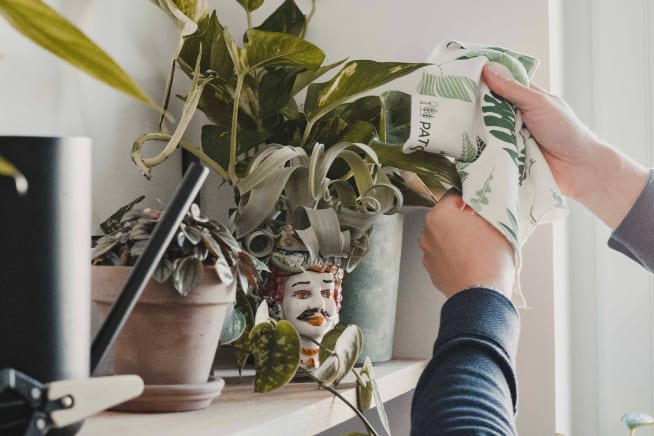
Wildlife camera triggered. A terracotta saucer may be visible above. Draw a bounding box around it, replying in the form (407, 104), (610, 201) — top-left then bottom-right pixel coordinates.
(111, 376), (225, 413)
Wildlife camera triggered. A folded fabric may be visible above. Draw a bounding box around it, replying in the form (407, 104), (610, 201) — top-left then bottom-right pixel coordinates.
(403, 40), (568, 307)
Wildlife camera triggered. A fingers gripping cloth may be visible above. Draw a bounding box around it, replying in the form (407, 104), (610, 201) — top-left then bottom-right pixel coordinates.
(403, 41), (568, 307)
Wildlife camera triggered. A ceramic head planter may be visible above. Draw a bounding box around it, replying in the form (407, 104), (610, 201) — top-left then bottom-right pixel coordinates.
(252, 224), (346, 369)
(258, 259), (344, 369)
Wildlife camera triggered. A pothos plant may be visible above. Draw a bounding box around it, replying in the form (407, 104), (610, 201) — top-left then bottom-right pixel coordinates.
(116, 0), (459, 434)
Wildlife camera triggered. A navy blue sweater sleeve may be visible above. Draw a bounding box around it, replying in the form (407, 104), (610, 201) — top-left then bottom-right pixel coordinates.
(608, 169), (654, 271)
(411, 288), (520, 435)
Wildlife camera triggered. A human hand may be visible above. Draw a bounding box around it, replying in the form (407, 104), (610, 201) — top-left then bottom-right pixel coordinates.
(482, 63), (649, 229)
(419, 191), (515, 299)
(482, 63), (599, 199)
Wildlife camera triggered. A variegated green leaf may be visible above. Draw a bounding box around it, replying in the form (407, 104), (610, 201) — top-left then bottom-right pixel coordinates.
(250, 320), (300, 393)
(150, 0), (208, 35)
(254, 0), (305, 37)
(235, 0), (264, 12)
(245, 29), (324, 70)
(152, 258), (174, 283)
(173, 255), (203, 295)
(179, 12), (233, 78)
(0, 154), (27, 195)
(304, 60), (429, 126)
(0, 0), (156, 107)
(99, 195), (145, 235)
(291, 59), (346, 96)
(214, 253), (235, 285)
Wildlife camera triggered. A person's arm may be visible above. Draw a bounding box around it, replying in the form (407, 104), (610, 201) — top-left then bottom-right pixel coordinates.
(411, 287), (519, 436)
(412, 193), (519, 435)
(608, 170), (654, 271)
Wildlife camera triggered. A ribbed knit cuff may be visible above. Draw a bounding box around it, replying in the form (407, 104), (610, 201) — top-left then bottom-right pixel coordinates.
(436, 287), (520, 363)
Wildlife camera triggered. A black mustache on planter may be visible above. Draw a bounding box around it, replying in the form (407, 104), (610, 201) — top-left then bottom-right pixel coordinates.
(296, 308), (332, 321)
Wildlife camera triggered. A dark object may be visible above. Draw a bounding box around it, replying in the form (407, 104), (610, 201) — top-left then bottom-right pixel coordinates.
(0, 136), (209, 435)
(0, 136), (92, 436)
(91, 161), (209, 372)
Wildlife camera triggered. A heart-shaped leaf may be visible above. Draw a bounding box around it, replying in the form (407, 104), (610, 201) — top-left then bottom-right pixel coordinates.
(254, 0), (305, 37)
(311, 354), (340, 387)
(236, 0), (264, 12)
(179, 12), (234, 79)
(220, 305), (247, 345)
(250, 320), (300, 392)
(317, 325), (363, 386)
(245, 29), (325, 70)
(173, 255), (203, 295)
(152, 258), (174, 283)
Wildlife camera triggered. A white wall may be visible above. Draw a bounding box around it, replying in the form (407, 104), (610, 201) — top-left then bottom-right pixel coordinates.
(0, 1), (559, 433)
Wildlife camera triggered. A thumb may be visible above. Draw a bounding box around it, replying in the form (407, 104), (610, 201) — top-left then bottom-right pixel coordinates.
(482, 63), (537, 109)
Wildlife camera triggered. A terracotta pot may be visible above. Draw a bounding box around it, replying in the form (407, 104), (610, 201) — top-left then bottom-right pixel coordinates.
(92, 266), (236, 386)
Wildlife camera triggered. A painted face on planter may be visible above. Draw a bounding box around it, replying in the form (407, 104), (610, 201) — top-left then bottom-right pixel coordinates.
(281, 270), (339, 341)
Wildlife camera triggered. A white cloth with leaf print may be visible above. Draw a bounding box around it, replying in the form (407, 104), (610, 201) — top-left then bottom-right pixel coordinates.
(403, 41), (568, 307)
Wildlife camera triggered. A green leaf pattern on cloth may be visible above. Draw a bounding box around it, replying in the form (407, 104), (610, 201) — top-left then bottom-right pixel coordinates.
(470, 169), (493, 210)
(418, 72), (478, 102)
(403, 40), (569, 307)
(460, 132), (478, 162)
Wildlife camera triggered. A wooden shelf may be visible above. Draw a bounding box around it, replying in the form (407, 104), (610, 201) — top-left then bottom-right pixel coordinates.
(80, 358), (426, 436)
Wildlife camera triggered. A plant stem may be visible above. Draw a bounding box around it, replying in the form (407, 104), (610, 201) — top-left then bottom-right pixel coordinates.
(300, 119), (315, 149)
(179, 139), (230, 180)
(298, 367), (379, 436)
(131, 133), (229, 180)
(229, 73), (246, 183)
(158, 57), (177, 133)
(246, 10), (252, 30)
